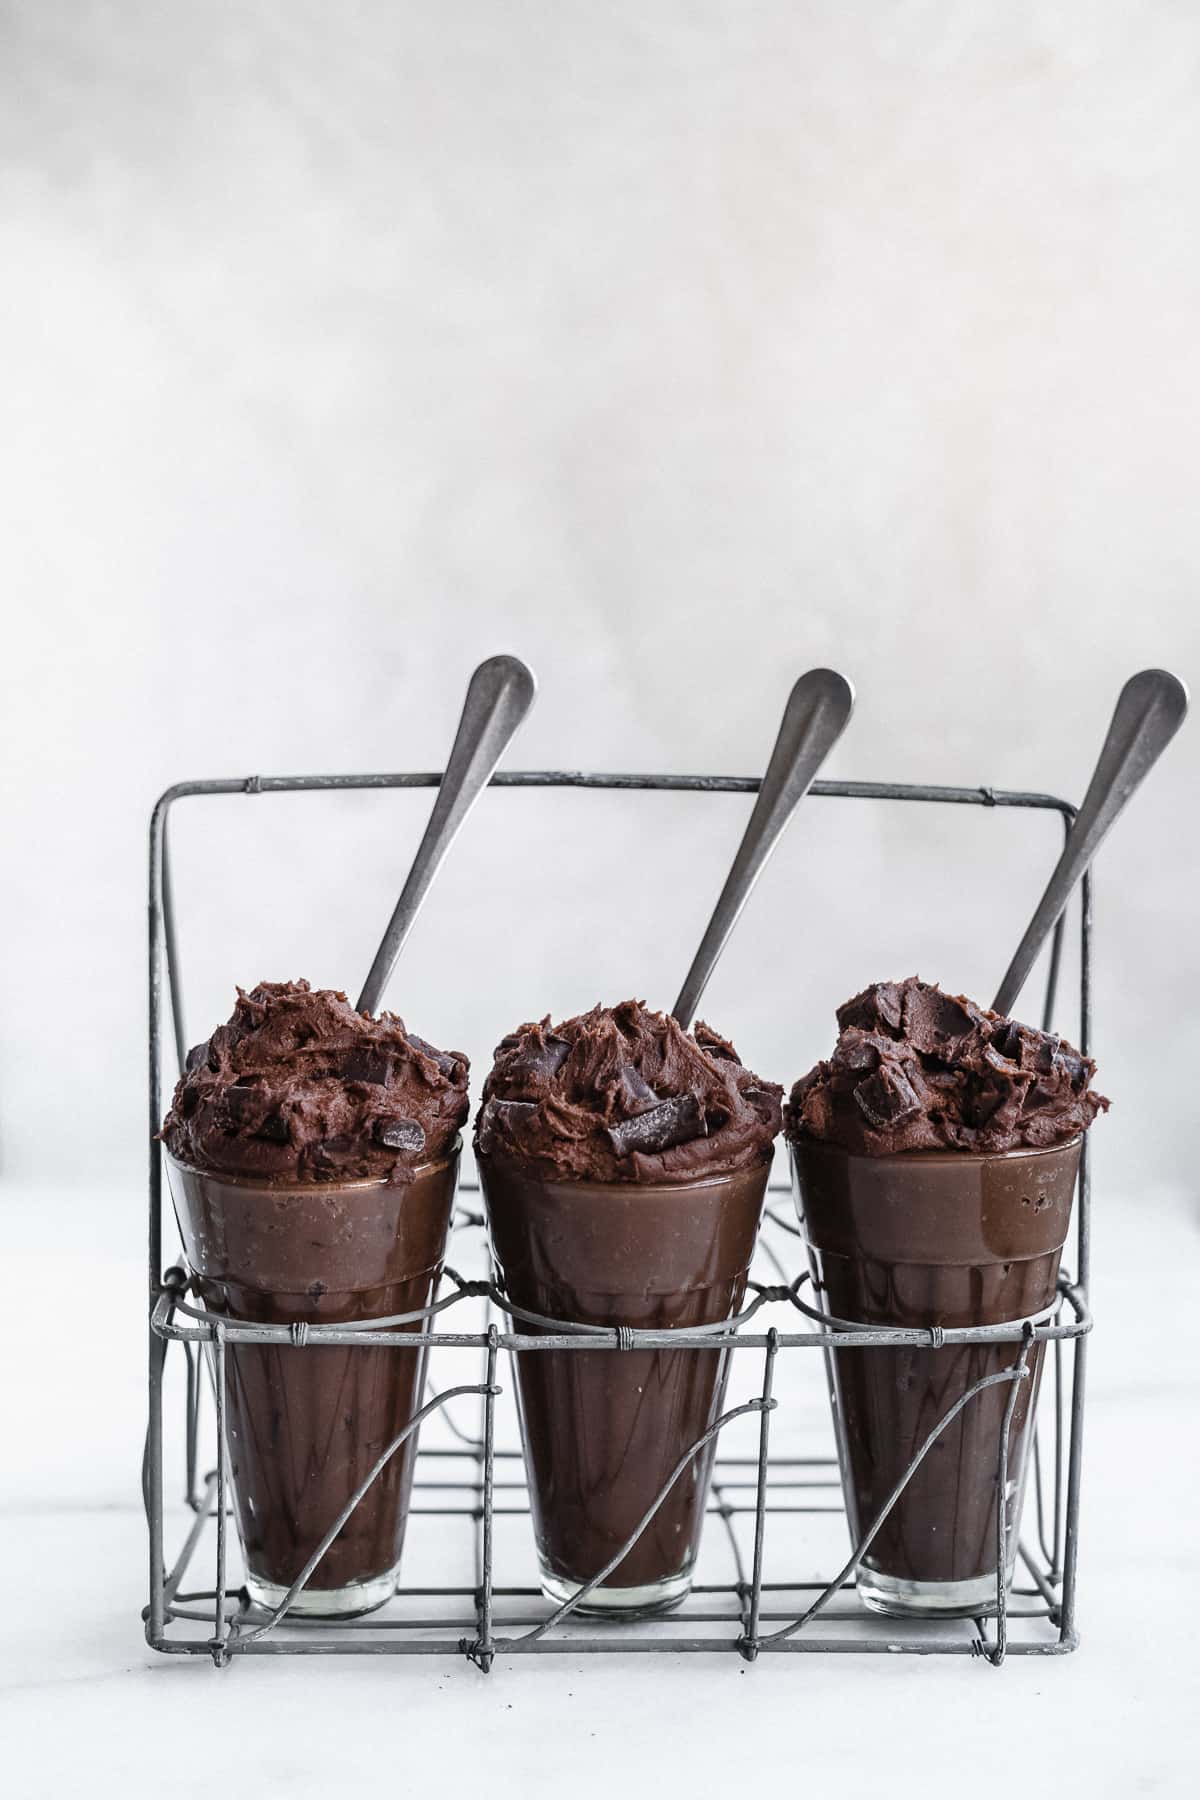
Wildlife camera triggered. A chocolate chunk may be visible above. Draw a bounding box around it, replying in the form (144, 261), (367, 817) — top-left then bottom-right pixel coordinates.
(223, 1079), (261, 1125)
(256, 1111), (290, 1143)
(615, 1064), (659, 1115)
(606, 1094), (706, 1157)
(982, 1040), (1021, 1075)
(904, 987), (975, 1056)
(853, 1065), (922, 1129)
(376, 1117), (426, 1153)
(832, 1031), (881, 1075)
(185, 1042), (208, 1073)
(490, 1099), (538, 1126)
(837, 982), (903, 1036)
(505, 1036), (570, 1087)
(477, 1097), (538, 1155)
(340, 1046), (394, 1086)
(408, 1033), (459, 1079)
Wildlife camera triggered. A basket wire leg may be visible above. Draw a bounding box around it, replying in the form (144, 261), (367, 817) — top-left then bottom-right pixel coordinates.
(1057, 1330), (1088, 1646)
(1051, 1324), (1065, 1580)
(146, 804), (167, 1645)
(740, 1329), (779, 1662)
(468, 1323), (499, 1672)
(978, 1329), (1033, 1668)
(184, 1340), (202, 1510)
(212, 1324), (231, 1667)
(146, 1327), (166, 1643)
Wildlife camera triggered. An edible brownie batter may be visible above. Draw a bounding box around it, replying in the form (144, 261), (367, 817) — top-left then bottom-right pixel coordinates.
(476, 1001), (781, 1607)
(476, 997), (782, 1182)
(161, 981), (468, 1609)
(787, 978), (1107, 1611)
(163, 979), (469, 1181)
(786, 975), (1107, 1157)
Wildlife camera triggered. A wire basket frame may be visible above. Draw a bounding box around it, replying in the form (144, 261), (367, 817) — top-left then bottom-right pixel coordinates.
(145, 771), (1092, 1670)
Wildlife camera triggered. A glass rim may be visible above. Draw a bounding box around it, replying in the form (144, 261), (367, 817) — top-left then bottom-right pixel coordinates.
(161, 1133), (462, 1193)
(787, 1133), (1084, 1169)
(474, 1143), (774, 1198)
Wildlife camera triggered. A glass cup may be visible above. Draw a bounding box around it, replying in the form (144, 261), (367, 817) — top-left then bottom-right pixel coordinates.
(479, 1154), (770, 1616)
(165, 1142), (459, 1618)
(790, 1136), (1081, 1617)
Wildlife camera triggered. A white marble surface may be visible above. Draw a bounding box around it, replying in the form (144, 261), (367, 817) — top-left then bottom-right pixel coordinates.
(3, 1183), (1197, 1798)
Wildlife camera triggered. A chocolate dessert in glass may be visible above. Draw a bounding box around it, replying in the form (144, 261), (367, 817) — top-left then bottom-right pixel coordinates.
(161, 980), (469, 1618)
(475, 999), (782, 1617)
(787, 976), (1107, 1618)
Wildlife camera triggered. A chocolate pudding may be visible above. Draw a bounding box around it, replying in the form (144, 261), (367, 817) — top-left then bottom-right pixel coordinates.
(161, 981), (469, 1616)
(476, 1000), (782, 1614)
(787, 977), (1106, 1617)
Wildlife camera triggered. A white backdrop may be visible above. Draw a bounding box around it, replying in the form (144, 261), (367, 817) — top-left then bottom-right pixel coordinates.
(2, 1), (1197, 1207)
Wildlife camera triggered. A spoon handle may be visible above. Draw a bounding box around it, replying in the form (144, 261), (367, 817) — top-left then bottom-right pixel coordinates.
(672, 668), (855, 1030)
(992, 668), (1188, 1017)
(356, 654), (537, 1015)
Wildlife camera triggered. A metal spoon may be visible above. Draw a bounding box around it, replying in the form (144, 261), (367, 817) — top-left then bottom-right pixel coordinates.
(672, 668), (856, 1030)
(992, 667), (1188, 1017)
(357, 654), (537, 1015)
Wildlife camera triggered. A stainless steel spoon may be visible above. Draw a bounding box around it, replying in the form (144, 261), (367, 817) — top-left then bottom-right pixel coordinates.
(357, 654), (537, 1015)
(672, 668), (856, 1030)
(992, 667), (1188, 1017)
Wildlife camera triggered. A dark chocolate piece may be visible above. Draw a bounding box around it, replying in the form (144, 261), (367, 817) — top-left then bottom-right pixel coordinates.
(376, 1118), (426, 1152)
(340, 1046), (394, 1086)
(605, 1093), (706, 1157)
(853, 1065), (922, 1129)
(407, 1033), (462, 1080)
(511, 1037), (571, 1085)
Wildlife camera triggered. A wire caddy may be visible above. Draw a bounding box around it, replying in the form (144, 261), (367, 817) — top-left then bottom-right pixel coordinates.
(144, 769), (1093, 1669)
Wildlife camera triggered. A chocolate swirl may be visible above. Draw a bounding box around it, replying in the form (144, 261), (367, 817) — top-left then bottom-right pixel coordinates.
(786, 976), (1107, 1157)
(161, 980), (469, 1182)
(475, 998), (782, 1183)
